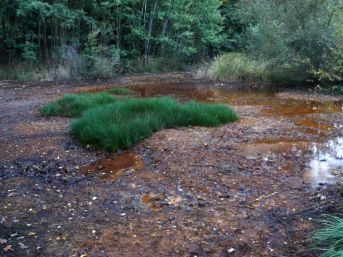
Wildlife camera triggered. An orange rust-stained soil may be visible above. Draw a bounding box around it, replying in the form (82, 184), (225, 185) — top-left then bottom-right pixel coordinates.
(0, 73), (343, 257)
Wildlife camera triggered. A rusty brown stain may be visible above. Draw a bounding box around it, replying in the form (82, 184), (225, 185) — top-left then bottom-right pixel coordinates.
(80, 152), (144, 180)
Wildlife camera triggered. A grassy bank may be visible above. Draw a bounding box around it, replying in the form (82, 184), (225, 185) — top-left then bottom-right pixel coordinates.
(42, 93), (238, 151)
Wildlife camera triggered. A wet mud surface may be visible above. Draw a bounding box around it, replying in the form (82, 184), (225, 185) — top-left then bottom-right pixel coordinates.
(0, 73), (343, 257)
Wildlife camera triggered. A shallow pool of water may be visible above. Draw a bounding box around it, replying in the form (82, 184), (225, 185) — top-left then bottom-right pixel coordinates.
(80, 152), (144, 180)
(304, 137), (343, 185)
(86, 82), (343, 185)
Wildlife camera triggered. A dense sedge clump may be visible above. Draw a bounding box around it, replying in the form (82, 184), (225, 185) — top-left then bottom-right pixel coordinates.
(40, 92), (116, 117)
(312, 216), (343, 257)
(71, 97), (238, 151)
(41, 92), (238, 152)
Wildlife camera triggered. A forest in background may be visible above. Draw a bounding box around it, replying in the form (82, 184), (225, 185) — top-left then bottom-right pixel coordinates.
(0, 0), (342, 88)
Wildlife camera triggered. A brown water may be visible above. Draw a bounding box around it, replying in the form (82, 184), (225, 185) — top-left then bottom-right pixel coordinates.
(80, 152), (144, 180)
(81, 83), (343, 186)
(127, 83), (343, 185)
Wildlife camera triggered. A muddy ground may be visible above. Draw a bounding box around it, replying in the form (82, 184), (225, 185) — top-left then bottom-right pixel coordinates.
(0, 73), (343, 257)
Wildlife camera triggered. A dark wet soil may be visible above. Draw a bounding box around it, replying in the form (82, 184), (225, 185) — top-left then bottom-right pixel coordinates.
(0, 73), (343, 257)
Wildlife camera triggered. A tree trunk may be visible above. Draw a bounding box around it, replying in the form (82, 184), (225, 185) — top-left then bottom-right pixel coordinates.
(144, 0), (158, 65)
(160, 19), (169, 56)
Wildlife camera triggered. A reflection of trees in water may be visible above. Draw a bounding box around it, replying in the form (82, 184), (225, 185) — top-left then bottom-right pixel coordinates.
(326, 137), (343, 160)
(308, 137), (343, 184)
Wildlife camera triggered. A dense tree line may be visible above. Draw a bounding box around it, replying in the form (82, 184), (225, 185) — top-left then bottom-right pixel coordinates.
(0, 0), (224, 65)
(0, 0), (342, 84)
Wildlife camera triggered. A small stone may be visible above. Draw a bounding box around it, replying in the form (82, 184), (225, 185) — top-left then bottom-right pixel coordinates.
(317, 194), (327, 201)
(227, 248), (236, 253)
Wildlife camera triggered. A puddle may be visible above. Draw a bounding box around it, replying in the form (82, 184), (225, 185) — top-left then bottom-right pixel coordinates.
(83, 83), (343, 186)
(80, 152), (144, 180)
(241, 137), (343, 185)
(239, 139), (309, 159)
(128, 83), (343, 116)
(292, 117), (332, 134)
(304, 137), (343, 185)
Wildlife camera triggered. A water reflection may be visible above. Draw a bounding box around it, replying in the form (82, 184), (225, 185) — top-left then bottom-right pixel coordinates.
(88, 82), (343, 185)
(305, 137), (343, 185)
(129, 83), (343, 185)
(128, 83), (343, 117)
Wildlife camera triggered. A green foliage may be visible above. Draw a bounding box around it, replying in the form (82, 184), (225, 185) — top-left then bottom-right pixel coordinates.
(21, 41), (38, 62)
(40, 93), (116, 117)
(0, 0), (224, 73)
(82, 33), (120, 79)
(70, 97), (238, 151)
(122, 57), (187, 73)
(107, 87), (134, 95)
(329, 85), (343, 95)
(312, 216), (343, 257)
(208, 52), (307, 84)
(2, 0), (343, 85)
(221, 0), (245, 51)
(236, 0), (343, 85)
(310, 46), (343, 85)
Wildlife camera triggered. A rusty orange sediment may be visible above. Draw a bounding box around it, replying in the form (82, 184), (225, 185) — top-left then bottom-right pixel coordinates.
(0, 74), (342, 256)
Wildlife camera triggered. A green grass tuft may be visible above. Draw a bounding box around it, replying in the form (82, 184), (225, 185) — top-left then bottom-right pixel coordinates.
(71, 97), (238, 151)
(40, 92), (116, 117)
(42, 93), (238, 152)
(106, 87), (135, 95)
(312, 215), (343, 257)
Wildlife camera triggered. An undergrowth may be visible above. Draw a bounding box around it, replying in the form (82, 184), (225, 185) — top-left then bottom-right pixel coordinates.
(329, 85), (343, 95)
(207, 52), (307, 85)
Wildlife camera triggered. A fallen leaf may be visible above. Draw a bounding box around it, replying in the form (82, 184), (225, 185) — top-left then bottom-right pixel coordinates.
(4, 245), (13, 252)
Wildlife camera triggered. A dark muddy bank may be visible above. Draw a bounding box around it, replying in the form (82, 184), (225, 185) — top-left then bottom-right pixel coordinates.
(0, 73), (343, 257)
